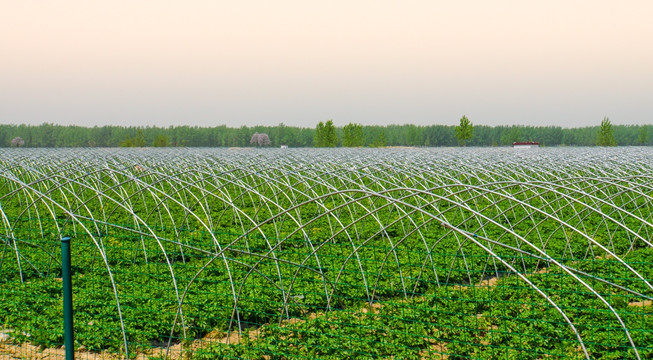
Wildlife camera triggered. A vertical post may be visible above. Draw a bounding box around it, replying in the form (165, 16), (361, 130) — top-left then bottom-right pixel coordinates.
(61, 236), (74, 360)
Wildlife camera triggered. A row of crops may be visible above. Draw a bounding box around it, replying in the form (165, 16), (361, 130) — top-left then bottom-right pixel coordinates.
(1, 147), (652, 359)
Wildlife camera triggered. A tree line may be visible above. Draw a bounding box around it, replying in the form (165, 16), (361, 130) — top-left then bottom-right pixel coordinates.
(1, 121), (650, 148)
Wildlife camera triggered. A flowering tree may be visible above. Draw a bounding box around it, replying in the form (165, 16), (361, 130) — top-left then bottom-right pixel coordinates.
(250, 133), (271, 147)
(258, 133), (271, 146)
(11, 137), (25, 147)
(250, 133), (260, 146)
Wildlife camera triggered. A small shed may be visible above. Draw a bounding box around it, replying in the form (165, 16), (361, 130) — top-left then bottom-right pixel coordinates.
(512, 141), (540, 148)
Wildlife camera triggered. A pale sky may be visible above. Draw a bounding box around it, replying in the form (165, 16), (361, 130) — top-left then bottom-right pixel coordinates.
(2, 1), (652, 128)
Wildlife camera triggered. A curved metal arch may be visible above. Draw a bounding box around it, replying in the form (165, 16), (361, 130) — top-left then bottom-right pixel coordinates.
(260, 187), (597, 358)
(2, 147), (653, 359)
(0, 174), (132, 357)
(320, 187), (645, 358)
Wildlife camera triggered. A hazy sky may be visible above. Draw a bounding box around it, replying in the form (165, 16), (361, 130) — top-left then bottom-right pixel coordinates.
(2, 1), (652, 128)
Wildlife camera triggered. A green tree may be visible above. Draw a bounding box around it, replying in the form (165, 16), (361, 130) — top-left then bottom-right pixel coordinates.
(314, 120), (338, 147)
(371, 128), (387, 147)
(638, 126), (649, 145)
(597, 117), (617, 146)
(455, 115), (473, 146)
(134, 129), (146, 147)
(119, 138), (134, 147)
(500, 126), (522, 146)
(342, 123), (364, 147)
(5, 121), (652, 148)
(314, 122), (324, 146)
(152, 135), (169, 147)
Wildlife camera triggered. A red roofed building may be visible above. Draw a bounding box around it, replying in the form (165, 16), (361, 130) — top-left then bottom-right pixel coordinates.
(512, 141), (540, 148)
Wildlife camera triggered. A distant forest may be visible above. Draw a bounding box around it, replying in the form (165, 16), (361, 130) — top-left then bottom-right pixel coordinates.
(1, 123), (651, 148)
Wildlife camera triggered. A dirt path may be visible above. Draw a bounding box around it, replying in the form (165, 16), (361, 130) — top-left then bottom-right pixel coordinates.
(0, 328), (256, 360)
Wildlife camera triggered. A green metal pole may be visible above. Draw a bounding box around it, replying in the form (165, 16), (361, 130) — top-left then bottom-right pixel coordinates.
(61, 236), (74, 360)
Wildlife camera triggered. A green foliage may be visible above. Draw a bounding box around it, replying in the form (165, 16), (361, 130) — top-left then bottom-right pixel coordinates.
(638, 126), (648, 145)
(369, 128), (386, 147)
(119, 138), (134, 147)
(597, 117), (617, 146)
(2, 122), (652, 148)
(152, 135), (169, 147)
(500, 126), (522, 145)
(314, 120), (339, 147)
(1, 148), (652, 359)
(342, 123), (364, 147)
(134, 129), (146, 147)
(119, 129), (147, 147)
(455, 115), (474, 146)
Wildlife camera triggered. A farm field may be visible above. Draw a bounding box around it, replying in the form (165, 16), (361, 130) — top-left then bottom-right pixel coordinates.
(1, 147), (652, 359)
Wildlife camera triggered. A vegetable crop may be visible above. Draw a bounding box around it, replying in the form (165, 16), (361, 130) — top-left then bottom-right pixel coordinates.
(1, 147), (652, 359)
